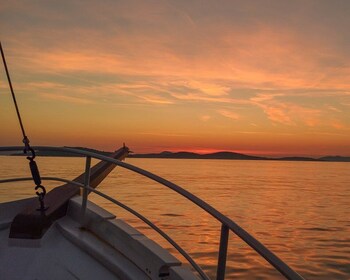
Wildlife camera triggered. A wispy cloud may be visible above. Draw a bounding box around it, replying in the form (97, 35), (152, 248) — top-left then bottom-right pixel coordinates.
(329, 121), (347, 130)
(218, 109), (240, 120)
(199, 115), (211, 121)
(326, 105), (342, 113)
(39, 93), (93, 104)
(136, 132), (189, 137)
(138, 94), (174, 104)
(250, 93), (322, 126)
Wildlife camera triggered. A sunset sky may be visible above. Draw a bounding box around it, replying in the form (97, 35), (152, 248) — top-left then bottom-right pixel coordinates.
(0, 0), (349, 156)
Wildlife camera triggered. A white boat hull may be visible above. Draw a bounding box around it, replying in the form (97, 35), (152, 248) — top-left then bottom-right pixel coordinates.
(0, 196), (198, 280)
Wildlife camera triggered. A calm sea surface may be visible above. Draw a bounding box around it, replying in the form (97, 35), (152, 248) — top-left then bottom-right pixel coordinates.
(1, 156), (349, 279)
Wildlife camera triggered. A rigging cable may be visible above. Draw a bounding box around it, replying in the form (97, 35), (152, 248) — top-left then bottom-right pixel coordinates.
(0, 41), (47, 212)
(0, 42), (29, 149)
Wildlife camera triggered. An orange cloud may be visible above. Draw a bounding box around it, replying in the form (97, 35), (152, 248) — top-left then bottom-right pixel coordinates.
(218, 109), (240, 120)
(39, 93), (93, 104)
(1, 1), (349, 155)
(251, 93), (322, 126)
(199, 115), (211, 121)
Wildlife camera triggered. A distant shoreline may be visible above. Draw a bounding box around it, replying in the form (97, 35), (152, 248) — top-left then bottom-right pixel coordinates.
(129, 151), (350, 162)
(2, 147), (349, 162)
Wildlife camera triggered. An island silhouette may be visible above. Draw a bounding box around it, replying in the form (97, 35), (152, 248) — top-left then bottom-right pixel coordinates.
(6, 147), (349, 162)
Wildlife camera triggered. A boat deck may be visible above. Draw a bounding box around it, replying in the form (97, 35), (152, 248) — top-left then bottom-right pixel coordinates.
(0, 196), (197, 280)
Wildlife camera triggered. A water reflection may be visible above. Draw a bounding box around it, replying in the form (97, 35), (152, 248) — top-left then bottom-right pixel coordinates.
(1, 157), (350, 279)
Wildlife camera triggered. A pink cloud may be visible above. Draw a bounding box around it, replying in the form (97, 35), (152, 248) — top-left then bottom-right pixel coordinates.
(251, 93), (322, 126)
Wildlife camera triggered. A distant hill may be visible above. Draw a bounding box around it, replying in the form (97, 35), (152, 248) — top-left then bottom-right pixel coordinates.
(318, 156), (350, 162)
(130, 151), (350, 162)
(203, 151), (266, 160)
(130, 151), (265, 160)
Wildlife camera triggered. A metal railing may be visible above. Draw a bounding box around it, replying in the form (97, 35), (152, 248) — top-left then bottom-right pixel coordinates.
(0, 146), (305, 280)
(0, 175), (209, 279)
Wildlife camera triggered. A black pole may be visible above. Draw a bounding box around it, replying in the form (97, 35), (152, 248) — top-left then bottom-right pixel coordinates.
(0, 41), (28, 139)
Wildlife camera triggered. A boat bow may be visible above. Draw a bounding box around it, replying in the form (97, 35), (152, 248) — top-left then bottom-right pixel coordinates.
(9, 146), (129, 239)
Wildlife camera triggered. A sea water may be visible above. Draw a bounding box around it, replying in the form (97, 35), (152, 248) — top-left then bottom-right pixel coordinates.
(1, 156), (349, 279)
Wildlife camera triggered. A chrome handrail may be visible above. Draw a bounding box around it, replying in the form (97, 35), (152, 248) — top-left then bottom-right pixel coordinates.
(0, 176), (209, 280)
(0, 146), (304, 280)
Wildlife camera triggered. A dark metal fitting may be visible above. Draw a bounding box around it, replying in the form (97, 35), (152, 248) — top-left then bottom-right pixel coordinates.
(35, 185), (46, 197)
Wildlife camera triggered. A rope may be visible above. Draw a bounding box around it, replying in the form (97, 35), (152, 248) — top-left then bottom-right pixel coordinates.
(0, 41), (47, 212)
(0, 42), (29, 146)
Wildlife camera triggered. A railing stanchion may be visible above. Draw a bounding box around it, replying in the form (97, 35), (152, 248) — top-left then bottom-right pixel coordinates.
(81, 156), (91, 224)
(217, 224), (229, 280)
